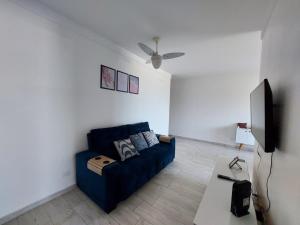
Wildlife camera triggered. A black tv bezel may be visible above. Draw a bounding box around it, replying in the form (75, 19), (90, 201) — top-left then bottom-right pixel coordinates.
(250, 79), (275, 153)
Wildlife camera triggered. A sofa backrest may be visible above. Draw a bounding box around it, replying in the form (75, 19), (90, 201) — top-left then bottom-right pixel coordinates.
(87, 122), (150, 159)
(128, 122), (150, 135)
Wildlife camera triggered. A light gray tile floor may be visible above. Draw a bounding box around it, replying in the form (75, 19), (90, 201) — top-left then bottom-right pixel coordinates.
(4, 137), (253, 225)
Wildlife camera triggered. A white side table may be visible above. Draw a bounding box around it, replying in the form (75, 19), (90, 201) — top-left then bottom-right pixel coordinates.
(236, 127), (255, 149)
(193, 157), (257, 225)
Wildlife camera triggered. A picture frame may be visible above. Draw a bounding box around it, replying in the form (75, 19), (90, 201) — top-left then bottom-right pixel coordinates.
(116, 70), (129, 92)
(100, 65), (116, 90)
(129, 75), (139, 94)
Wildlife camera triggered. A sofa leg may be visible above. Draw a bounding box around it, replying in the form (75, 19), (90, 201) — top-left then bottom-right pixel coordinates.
(104, 204), (117, 214)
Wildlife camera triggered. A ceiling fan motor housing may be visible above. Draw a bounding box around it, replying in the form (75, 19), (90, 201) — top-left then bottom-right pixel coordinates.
(151, 54), (162, 69)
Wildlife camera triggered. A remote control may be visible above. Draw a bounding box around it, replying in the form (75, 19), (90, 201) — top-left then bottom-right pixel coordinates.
(217, 174), (239, 182)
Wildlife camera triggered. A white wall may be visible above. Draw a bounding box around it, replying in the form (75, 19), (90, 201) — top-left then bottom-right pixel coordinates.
(252, 0), (300, 224)
(0, 0), (171, 219)
(74, 38), (171, 150)
(169, 73), (259, 146)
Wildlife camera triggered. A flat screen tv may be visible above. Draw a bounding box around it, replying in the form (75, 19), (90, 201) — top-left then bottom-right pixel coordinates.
(250, 79), (275, 152)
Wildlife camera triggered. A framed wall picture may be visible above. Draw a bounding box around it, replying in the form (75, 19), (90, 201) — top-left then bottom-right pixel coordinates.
(100, 65), (116, 90)
(116, 71), (129, 92)
(129, 75), (139, 94)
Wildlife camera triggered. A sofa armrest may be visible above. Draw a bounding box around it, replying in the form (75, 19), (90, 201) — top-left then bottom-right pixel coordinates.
(156, 134), (175, 143)
(76, 150), (121, 212)
(156, 134), (176, 158)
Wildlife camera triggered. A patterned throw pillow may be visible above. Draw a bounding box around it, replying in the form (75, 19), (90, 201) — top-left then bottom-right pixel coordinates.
(114, 139), (140, 161)
(130, 133), (149, 151)
(142, 131), (159, 147)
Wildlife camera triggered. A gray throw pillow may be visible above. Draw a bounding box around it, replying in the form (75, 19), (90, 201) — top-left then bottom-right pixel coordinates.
(114, 138), (140, 161)
(142, 131), (159, 147)
(130, 133), (149, 151)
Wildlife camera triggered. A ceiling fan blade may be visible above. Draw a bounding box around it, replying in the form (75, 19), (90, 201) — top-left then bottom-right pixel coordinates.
(146, 59), (151, 64)
(138, 43), (155, 56)
(162, 52), (185, 60)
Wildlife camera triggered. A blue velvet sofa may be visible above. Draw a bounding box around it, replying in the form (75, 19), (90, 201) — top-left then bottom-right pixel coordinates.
(76, 122), (175, 213)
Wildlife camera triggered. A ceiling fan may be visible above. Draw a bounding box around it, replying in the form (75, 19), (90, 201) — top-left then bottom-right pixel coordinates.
(138, 37), (185, 69)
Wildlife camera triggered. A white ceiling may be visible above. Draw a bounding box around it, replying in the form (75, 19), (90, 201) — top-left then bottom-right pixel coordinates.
(37, 0), (275, 77)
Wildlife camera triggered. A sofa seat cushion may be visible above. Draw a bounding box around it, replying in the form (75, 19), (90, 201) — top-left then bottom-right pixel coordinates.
(142, 143), (173, 170)
(116, 143), (171, 200)
(141, 143), (169, 158)
(119, 152), (156, 175)
(116, 153), (155, 200)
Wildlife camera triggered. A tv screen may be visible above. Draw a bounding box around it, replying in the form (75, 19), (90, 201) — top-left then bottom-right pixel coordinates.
(250, 79), (275, 152)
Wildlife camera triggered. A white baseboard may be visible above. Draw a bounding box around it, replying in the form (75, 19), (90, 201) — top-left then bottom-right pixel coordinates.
(0, 184), (76, 225)
(172, 135), (254, 152)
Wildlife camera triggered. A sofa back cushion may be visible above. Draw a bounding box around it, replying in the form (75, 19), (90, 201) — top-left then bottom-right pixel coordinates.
(128, 122), (150, 135)
(88, 125), (129, 159)
(87, 122), (150, 160)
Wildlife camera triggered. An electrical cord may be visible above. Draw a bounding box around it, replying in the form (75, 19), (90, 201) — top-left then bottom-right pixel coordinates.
(251, 145), (261, 197)
(232, 144), (273, 213)
(251, 144), (273, 217)
(265, 152), (274, 212)
(256, 145), (262, 171)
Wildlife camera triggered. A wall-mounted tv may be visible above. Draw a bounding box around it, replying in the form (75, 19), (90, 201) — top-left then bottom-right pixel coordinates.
(250, 79), (275, 153)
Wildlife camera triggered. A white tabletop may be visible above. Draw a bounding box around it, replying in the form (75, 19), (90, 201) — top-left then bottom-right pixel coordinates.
(193, 157), (257, 225)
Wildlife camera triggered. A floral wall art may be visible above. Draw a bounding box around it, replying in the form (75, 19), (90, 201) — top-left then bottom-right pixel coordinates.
(129, 75), (139, 94)
(116, 71), (129, 92)
(100, 65), (116, 90)
(100, 65), (139, 94)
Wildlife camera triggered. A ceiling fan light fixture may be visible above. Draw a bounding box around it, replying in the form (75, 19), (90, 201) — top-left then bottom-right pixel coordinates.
(151, 54), (162, 69)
